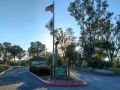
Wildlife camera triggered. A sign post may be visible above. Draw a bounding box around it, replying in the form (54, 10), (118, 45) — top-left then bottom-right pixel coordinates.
(70, 60), (73, 67)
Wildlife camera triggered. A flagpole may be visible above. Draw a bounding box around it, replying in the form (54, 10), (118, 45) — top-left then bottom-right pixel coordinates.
(52, 1), (55, 77)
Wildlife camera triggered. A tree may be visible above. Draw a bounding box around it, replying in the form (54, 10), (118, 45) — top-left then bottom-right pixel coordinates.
(2, 42), (12, 65)
(0, 43), (4, 58)
(17, 50), (26, 60)
(68, 0), (114, 66)
(41, 50), (52, 66)
(65, 43), (76, 65)
(53, 28), (77, 65)
(9, 45), (23, 64)
(17, 50), (26, 65)
(106, 41), (117, 62)
(28, 41), (46, 57)
(114, 15), (120, 61)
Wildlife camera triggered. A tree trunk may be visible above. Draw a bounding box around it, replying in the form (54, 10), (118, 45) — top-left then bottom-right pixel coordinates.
(14, 56), (16, 66)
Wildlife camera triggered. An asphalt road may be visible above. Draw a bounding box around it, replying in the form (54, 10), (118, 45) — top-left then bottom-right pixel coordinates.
(0, 67), (120, 90)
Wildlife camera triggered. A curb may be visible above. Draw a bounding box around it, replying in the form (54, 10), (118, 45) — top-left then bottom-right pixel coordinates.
(0, 67), (13, 75)
(27, 70), (87, 87)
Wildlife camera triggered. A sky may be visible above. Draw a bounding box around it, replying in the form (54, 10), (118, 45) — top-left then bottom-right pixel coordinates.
(0, 0), (120, 52)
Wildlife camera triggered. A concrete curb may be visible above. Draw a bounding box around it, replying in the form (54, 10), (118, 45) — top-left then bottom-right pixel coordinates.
(27, 70), (87, 87)
(0, 67), (13, 75)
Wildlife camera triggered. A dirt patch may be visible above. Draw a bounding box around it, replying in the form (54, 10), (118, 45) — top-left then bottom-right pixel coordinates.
(39, 71), (84, 84)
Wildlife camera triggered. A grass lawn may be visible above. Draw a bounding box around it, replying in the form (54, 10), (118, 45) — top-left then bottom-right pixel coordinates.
(108, 68), (120, 76)
(0, 64), (12, 73)
(70, 66), (120, 76)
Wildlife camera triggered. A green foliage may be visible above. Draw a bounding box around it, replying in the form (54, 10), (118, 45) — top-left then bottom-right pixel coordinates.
(2, 42), (12, 64)
(29, 66), (50, 76)
(41, 51), (52, 66)
(82, 60), (88, 67)
(0, 65), (10, 73)
(104, 61), (113, 68)
(115, 64), (120, 68)
(90, 59), (104, 69)
(53, 28), (77, 65)
(9, 45), (24, 61)
(65, 43), (76, 63)
(28, 41), (46, 57)
(67, 0), (120, 68)
(17, 50), (26, 60)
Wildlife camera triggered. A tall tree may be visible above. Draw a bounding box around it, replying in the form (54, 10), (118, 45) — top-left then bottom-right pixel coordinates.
(68, 0), (114, 66)
(114, 15), (120, 60)
(2, 42), (11, 65)
(65, 43), (76, 64)
(17, 50), (26, 65)
(0, 43), (4, 58)
(53, 28), (77, 65)
(28, 41), (46, 57)
(9, 45), (23, 63)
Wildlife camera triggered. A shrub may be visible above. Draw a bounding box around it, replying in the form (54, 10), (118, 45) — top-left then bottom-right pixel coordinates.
(29, 66), (50, 76)
(0, 65), (10, 72)
(104, 61), (113, 68)
(90, 59), (105, 69)
(115, 64), (120, 68)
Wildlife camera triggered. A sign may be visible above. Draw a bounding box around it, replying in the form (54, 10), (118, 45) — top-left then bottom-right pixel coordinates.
(54, 66), (67, 76)
(70, 60), (73, 63)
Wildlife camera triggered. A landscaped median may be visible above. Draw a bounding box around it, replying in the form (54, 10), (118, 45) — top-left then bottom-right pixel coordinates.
(0, 65), (12, 75)
(27, 66), (87, 87)
(70, 66), (120, 76)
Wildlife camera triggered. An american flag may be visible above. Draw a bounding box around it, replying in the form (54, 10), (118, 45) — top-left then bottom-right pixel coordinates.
(45, 4), (53, 12)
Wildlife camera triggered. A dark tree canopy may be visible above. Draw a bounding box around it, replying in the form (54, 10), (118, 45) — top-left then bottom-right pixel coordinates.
(68, 0), (119, 67)
(9, 45), (24, 62)
(28, 41), (46, 57)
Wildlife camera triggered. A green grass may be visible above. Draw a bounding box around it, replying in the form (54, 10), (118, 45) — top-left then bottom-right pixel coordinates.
(0, 64), (11, 73)
(70, 66), (120, 76)
(108, 68), (120, 76)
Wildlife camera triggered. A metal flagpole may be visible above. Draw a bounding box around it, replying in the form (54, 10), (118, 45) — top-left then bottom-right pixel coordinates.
(52, 1), (55, 77)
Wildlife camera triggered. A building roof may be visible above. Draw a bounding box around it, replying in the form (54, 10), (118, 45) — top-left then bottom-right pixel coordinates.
(30, 56), (46, 61)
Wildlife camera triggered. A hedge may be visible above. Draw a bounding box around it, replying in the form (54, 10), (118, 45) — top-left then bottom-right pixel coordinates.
(29, 66), (50, 76)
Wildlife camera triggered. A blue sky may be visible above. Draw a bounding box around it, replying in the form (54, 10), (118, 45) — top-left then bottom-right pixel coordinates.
(0, 0), (120, 52)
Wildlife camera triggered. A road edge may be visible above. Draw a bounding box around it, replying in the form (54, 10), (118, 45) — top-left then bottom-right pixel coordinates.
(0, 67), (13, 75)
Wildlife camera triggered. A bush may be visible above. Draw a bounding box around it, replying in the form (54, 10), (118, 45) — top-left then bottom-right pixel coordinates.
(104, 61), (113, 68)
(115, 64), (120, 68)
(29, 66), (50, 76)
(0, 65), (10, 72)
(90, 59), (104, 69)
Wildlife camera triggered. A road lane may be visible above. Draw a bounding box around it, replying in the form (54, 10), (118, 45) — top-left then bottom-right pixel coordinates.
(78, 72), (120, 90)
(0, 67), (48, 90)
